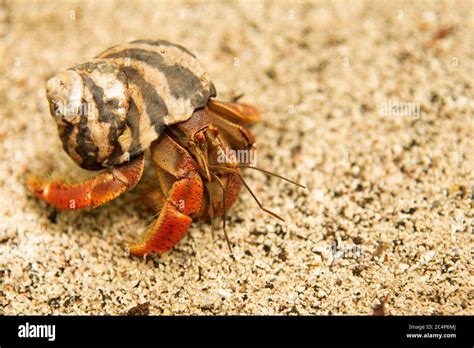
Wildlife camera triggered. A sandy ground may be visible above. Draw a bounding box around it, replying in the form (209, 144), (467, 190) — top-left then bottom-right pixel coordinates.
(0, 0), (472, 315)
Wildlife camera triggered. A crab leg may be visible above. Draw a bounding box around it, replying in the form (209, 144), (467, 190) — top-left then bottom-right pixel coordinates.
(141, 188), (166, 213)
(208, 99), (261, 126)
(129, 134), (203, 256)
(27, 153), (145, 210)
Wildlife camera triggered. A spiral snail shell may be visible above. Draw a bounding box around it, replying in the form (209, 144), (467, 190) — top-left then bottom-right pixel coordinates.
(45, 39), (216, 170)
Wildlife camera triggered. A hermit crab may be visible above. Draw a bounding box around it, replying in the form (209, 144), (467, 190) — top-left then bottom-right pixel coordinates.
(27, 39), (303, 256)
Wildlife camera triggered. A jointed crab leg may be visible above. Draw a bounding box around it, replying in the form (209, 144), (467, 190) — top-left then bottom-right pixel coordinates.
(141, 188), (166, 213)
(27, 153), (145, 210)
(129, 134), (204, 256)
(208, 99), (261, 126)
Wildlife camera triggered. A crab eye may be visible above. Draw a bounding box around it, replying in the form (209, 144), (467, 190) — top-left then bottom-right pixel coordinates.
(195, 132), (206, 143)
(210, 128), (219, 138)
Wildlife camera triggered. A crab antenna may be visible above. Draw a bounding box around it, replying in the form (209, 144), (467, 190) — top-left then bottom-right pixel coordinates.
(209, 165), (285, 223)
(238, 165), (306, 189)
(237, 172), (285, 222)
(211, 173), (233, 255)
(205, 182), (215, 240)
(231, 93), (245, 102)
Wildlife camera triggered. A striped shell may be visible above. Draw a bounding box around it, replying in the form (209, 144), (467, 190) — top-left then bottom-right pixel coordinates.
(45, 39), (216, 170)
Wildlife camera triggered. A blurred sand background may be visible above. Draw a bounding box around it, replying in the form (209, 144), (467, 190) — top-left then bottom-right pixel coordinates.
(0, 0), (472, 315)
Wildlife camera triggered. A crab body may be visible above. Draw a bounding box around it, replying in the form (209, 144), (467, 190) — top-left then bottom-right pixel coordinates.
(29, 40), (261, 256)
